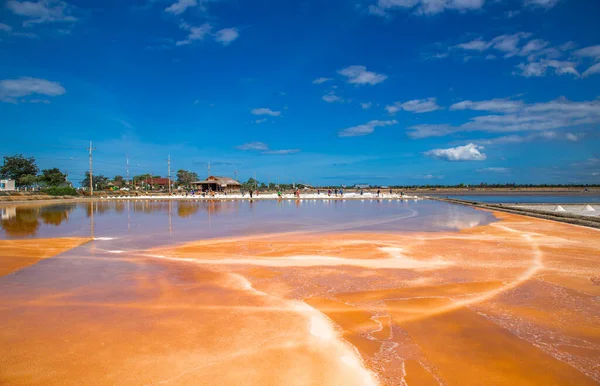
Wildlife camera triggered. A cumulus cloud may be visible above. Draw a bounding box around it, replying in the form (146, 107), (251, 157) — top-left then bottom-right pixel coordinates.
(312, 77), (332, 84)
(176, 22), (212, 46)
(440, 32), (588, 78)
(165, 0), (197, 14)
(413, 97), (600, 140)
(322, 91), (342, 103)
(214, 28), (239, 46)
(338, 65), (387, 86)
(338, 120), (397, 137)
(425, 143), (486, 161)
(251, 108), (281, 116)
(0, 76), (66, 103)
(386, 98), (441, 114)
(514, 60), (579, 77)
(369, 0), (485, 16)
(6, 0), (77, 26)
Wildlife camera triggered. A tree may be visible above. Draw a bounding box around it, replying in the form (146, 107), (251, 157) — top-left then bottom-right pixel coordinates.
(81, 172), (110, 190)
(39, 168), (67, 187)
(18, 174), (38, 189)
(176, 169), (199, 188)
(0, 154), (39, 187)
(113, 175), (124, 186)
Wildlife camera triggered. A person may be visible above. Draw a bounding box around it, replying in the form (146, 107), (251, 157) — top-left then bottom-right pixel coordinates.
(249, 189), (253, 199)
(317, 189), (320, 195)
(277, 190), (282, 198)
(256, 189), (259, 196)
(339, 188), (343, 196)
(389, 188), (393, 195)
(328, 189), (331, 197)
(377, 189), (381, 197)
(360, 189), (364, 196)
(334, 188), (338, 196)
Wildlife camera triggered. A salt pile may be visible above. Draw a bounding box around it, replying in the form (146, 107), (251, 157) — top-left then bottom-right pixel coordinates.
(553, 205), (566, 212)
(583, 205), (596, 212)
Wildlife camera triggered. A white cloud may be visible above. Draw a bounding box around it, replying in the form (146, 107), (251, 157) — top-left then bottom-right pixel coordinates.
(165, 0), (197, 14)
(478, 167), (510, 173)
(361, 102), (372, 109)
(322, 91), (342, 103)
(262, 149), (300, 155)
(369, 0), (485, 16)
(0, 23), (12, 32)
(574, 45), (600, 60)
(0, 76), (66, 103)
(6, 0), (77, 26)
(514, 60), (579, 77)
(565, 132), (580, 141)
(251, 108), (281, 116)
(582, 63), (600, 78)
(425, 143), (486, 161)
(215, 28), (239, 46)
(525, 0), (560, 8)
(236, 142), (268, 151)
(25, 98), (50, 104)
(407, 124), (453, 138)
(312, 77), (332, 84)
(386, 98), (441, 114)
(457, 38), (490, 51)
(414, 97), (600, 139)
(176, 22), (212, 46)
(236, 142), (299, 155)
(338, 65), (387, 86)
(450, 98), (524, 113)
(338, 120), (397, 137)
(254, 118), (267, 124)
(520, 39), (549, 55)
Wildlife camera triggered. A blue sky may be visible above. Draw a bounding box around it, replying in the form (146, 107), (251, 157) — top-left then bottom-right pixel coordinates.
(1, 0), (599, 186)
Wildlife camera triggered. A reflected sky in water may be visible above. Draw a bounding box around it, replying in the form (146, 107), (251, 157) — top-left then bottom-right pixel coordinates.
(0, 200), (496, 248)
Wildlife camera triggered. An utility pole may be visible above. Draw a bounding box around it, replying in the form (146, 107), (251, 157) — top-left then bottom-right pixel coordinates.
(254, 171), (257, 190)
(126, 155), (130, 187)
(234, 169), (238, 182)
(207, 162), (211, 178)
(167, 155), (171, 194)
(86, 141), (96, 196)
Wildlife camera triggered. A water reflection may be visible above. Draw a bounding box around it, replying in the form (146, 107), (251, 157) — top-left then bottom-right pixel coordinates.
(1, 199), (496, 241)
(0, 204), (75, 237)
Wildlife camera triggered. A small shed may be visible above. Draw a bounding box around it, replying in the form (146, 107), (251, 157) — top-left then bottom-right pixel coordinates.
(191, 176), (241, 192)
(0, 179), (16, 191)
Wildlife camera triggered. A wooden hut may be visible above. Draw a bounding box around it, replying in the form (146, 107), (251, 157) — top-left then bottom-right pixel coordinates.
(191, 176), (241, 193)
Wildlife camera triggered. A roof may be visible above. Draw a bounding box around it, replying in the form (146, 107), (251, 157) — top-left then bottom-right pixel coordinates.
(143, 178), (170, 185)
(192, 176), (241, 186)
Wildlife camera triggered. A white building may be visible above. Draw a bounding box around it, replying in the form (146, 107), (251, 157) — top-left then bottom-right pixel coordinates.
(0, 179), (15, 191)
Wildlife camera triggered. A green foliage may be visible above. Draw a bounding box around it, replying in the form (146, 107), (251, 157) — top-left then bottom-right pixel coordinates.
(18, 174), (38, 188)
(176, 169), (199, 188)
(0, 154), (39, 187)
(45, 186), (78, 196)
(39, 168), (67, 187)
(81, 172), (110, 190)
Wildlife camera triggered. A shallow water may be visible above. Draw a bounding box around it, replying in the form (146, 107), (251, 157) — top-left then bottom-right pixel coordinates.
(437, 194), (600, 204)
(1, 200), (599, 385)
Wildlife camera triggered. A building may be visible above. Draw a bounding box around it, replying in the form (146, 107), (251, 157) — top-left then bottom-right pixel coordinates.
(0, 179), (16, 191)
(191, 176), (241, 193)
(142, 177), (171, 190)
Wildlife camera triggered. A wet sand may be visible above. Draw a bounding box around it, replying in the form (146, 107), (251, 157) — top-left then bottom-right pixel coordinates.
(1, 211), (599, 384)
